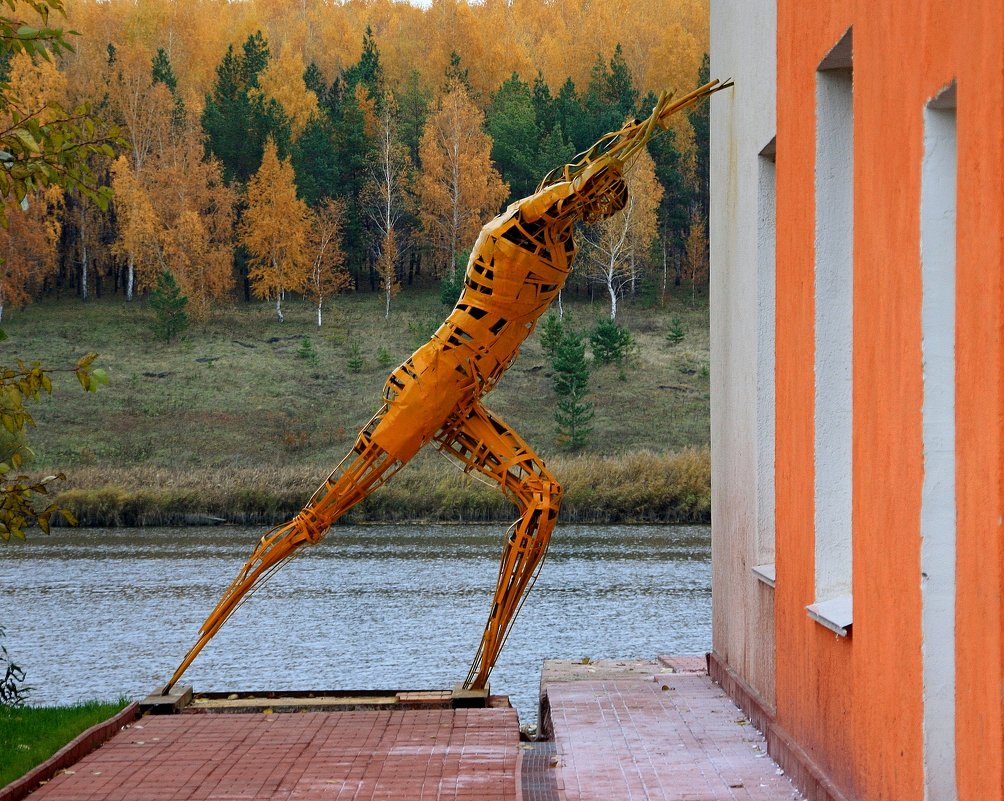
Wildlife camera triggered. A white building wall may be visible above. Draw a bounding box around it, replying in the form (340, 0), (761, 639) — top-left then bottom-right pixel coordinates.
(709, 0), (778, 706)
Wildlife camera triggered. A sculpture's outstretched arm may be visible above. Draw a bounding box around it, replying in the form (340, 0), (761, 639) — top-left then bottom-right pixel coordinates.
(537, 77), (732, 190)
(433, 401), (562, 690)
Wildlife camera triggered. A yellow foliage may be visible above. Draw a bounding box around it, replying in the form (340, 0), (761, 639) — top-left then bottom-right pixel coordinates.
(256, 42), (318, 137)
(240, 139), (313, 315)
(684, 208), (709, 290)
(305, 197), (351, 325)
(582, 148), (663, 317)
(111, 155), (162, 293)
(6, 50), (68, 117)
(0, 188), (63, 318)
(61, 0), (708, 111)
(416, 83), (508, 275)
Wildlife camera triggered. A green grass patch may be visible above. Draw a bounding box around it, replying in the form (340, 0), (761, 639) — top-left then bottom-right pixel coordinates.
(0, 700), (128, 788)
(5, 288), (710, 521)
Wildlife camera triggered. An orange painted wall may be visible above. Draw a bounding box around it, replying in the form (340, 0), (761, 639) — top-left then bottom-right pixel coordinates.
(774, 2), (1003, 800)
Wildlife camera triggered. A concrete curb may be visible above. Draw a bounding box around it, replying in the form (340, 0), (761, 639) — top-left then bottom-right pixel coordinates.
(0, 702), (140, 801)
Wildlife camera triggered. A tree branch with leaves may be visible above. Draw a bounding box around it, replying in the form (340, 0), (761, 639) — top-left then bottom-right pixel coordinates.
(0, 0), (117, 541)
(0, 349), (106, 540)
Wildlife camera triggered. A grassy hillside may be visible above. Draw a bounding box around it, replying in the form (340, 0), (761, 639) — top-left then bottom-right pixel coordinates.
(7, 287), (710, 523)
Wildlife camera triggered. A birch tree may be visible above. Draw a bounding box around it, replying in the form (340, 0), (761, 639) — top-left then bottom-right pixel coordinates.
(364, 93), (410, 319)
(306, 198), (351, 327)
(0, 188), (63, 321)
(684, 208), (709, 301)
(105, 48), (176, 300)
(582, 149), (662, 319)
(111, 156), (160, 300)
(416, 80), (507, 277)
(240, 138), (313, 322)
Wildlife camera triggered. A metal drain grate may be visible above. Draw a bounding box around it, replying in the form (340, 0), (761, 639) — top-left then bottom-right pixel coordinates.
(520, 741), (561, 801)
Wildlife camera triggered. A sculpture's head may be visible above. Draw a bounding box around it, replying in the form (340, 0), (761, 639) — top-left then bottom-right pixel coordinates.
(553, 157), (627, 224)
(577, 164), (628, 224)
(521, 156), (628, 227)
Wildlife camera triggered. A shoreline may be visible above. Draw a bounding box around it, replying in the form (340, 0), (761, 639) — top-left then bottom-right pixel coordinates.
(47, 448), (711, 528)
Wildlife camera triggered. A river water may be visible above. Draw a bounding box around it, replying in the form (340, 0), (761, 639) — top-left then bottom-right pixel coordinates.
(0, 523), (710, 723)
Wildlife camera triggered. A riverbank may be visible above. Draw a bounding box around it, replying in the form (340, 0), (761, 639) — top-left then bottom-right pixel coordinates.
(52, 447), (710, 526)
(11, 290), (708, 463)
(14, 290), (709, 526)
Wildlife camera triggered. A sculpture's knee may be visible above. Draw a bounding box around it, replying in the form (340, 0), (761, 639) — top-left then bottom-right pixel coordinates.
(527, 474), (563, 520)
(292, 505), (327, 545)
(542, 477), (563, 511)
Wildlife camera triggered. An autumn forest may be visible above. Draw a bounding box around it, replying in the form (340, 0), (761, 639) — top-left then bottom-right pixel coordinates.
(3, 0), (710, 324)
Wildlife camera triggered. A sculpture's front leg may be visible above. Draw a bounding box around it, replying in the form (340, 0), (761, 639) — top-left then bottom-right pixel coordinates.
(434, 401), (563, 690)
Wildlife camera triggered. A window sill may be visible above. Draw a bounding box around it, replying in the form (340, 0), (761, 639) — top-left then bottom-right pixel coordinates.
(752, 563), (776, 588)
(806, 595), (852, 637)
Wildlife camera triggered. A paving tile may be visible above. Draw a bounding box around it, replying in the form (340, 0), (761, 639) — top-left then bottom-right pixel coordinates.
(544, 669), (804, 801)
(20, 661), (807, 801)
(23, 708), (519, 801)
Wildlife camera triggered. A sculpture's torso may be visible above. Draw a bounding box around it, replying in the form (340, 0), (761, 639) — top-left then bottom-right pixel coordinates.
(370, 190), (579, 462)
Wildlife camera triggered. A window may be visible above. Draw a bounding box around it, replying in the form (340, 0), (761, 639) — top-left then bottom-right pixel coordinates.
(753, 136), (777, 589)
(807, 27), (854, 636)
(920, 80), (957, 801)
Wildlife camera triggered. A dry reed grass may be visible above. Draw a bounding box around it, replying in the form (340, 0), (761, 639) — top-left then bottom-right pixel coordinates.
(52, 448), (710, 527)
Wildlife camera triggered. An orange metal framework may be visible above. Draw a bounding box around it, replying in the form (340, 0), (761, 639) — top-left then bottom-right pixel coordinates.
(166, 80), (728, 694)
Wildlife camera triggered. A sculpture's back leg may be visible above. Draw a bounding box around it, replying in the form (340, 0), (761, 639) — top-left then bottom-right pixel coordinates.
(165, 349), (473, 691)
(165, 424), (407, 691)
(434, 401), (563, 690)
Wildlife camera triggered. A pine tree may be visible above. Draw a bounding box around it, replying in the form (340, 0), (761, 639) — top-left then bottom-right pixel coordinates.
(666, 317), (685, 345)
(644, 87), (692, 295)
(151, 47), (185, 127)
(292, 114), (338, 206)
(590, 319), (635, 365)
(149, 271), (188, 341)
(303, 62), (326, 99)
(343, 26), (383, 102)
(531, 72), (555, 135)
(688, 53), (711, 224)
(395, 69), (430, 168)
(443, 51), (471, 94)
(151, 48), (176, 91)
(331, 90), (372, 286)
(486, 73), (540, 201)
(202, 32), (291, 184)
(580, 45), (639, 150)
(553, 78), (588, 153)
(551, 330), (593, 450)
(538, 311), (565, 359)
(536, 123), (575, 183)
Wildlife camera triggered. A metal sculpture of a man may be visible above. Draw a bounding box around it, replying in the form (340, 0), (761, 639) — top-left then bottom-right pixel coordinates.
(166, 80), (728, 693)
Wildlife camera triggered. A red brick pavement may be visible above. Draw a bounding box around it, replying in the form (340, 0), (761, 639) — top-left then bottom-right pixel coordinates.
(25, 708), (518, 801)
(17, 659), (806, 801)
(545, 673), (804, 801)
